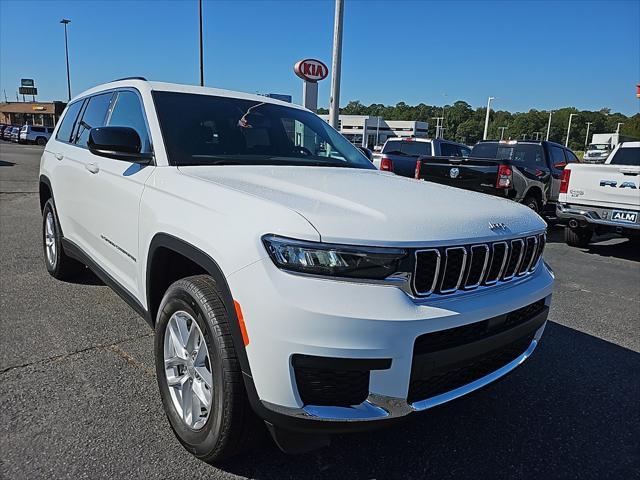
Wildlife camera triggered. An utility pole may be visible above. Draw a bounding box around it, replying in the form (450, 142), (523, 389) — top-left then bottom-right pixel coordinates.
(616, 122), (624, 134)
(533, 131), (542, 141)
(60, 19), (72, 101)
(198, 0), (204, 86)
(546, 111), (553, 140)
(483, 96), (494, 140)
(584, 122), (592, 148)
(498, 126), (507, 140)
(565, 113), (576, 147)
(328, 0), (344, 129)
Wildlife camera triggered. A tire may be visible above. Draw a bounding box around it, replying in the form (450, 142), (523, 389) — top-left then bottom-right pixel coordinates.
(564, 226), (593, 248)
(42, 199), (85, 279)
(523, 195), (540, 213)
(36, 136), (47, 146)
(154, 275), (255, 464)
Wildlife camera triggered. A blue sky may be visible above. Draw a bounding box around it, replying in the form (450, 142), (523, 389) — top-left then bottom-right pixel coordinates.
(1, 0), (638, 114)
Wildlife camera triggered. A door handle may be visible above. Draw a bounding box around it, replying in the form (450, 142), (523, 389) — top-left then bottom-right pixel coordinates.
(55, 153), (63, 161)
(85, 162), (100, 174)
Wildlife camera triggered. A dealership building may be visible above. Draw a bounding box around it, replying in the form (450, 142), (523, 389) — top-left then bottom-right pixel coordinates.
(319, 114), (429, 148)
(0, 101), (67, 127)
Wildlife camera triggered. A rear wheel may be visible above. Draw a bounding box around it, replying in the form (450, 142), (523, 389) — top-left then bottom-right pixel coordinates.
(42, 199), (85, 279)
(36, 136), (47, 146)
(154, 275), (255, 464)
(523, 195), (540, 213)
(565, 226), (593, 248)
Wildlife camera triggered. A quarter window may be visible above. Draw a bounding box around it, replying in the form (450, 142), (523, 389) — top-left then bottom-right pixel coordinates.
(75, 93), (114, 147)
(107, 91), (152, 153)
(55, 101), (83, 143)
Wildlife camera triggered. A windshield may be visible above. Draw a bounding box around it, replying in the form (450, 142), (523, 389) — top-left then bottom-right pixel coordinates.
(381, 140), (432, 157)
(609, 147), (640, 166)
(152, 91), (374, 169)
(587, 144), (610, 151)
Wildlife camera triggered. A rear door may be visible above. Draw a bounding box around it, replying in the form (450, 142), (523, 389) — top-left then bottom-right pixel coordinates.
(87, 89), (155, 297)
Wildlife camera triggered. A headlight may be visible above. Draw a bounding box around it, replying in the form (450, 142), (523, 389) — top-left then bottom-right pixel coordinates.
(262, 234), (408, 280)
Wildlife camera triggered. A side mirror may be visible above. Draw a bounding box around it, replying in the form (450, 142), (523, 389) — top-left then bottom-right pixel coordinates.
(356, 145), (373, 161)
(88, 126), (152, 163)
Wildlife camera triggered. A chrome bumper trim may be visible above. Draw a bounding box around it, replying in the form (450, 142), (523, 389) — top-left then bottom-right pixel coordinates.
(282, 322), (546, 423)
(556, 203), (640, 230)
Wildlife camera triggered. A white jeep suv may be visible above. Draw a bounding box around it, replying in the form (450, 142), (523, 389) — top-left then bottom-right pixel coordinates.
(40, 78), (553, 463)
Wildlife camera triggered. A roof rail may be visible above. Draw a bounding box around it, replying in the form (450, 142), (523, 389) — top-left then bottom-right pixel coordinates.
(110, 76), (148, 82)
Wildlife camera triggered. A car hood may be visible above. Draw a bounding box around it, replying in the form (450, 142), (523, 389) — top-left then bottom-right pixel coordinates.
(179, 166), (546, 246)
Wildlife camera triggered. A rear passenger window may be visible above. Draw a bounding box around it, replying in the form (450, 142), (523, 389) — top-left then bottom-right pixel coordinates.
(440, 143), (458, 157)
(107, 91), (152, 153)
(550, 146), (567, 169)
(565, 150), (579, 163)
(56, 101), (83, 142)
(75, 93), (114, 147)
(32, 126), (45, 133)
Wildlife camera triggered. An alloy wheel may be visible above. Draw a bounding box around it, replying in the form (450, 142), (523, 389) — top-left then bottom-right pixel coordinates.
(163, 310), (213, 430)
(45, 212), (57, 267)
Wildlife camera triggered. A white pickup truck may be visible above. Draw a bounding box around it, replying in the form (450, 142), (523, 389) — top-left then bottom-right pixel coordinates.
(557, 142), (640, 247)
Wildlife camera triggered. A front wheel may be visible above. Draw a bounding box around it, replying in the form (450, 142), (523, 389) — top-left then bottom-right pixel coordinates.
(565, 226), (593, 248)
(154, 275), (255, 464)
(36, 136), (47, 146)
(522, 195), (540, 213)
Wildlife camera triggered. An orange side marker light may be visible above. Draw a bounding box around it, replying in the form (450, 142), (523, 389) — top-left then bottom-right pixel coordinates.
(234, 300), (250, 346)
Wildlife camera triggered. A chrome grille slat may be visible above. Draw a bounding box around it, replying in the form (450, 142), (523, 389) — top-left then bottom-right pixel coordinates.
(412, 233), (545, 298)
(439, 247), (467, 293)
(413, 249), (441, 296)
(464, 244), (489, 289)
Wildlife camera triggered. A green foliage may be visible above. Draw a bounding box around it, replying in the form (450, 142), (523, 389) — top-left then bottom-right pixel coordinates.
(321, 100), (639, 149)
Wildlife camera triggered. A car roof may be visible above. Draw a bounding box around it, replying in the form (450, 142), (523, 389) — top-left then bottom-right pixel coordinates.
(620, 141), (640, 148)
(71, 78), (306, 111)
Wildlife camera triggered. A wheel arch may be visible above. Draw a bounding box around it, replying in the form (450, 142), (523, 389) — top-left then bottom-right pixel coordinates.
(146, 233), (252, 378)
(39, 175), (53, 212)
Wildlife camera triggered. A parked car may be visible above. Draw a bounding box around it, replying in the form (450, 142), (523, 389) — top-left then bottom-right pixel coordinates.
(10, 126), (21, 142)
(557, 141), (640, 246)
(372, 137), (471, 173)
(40, 78), (553, 463)
(2, 125), (16, 140)
(19, 125), (54, 145)
(415, 140), (580, 215)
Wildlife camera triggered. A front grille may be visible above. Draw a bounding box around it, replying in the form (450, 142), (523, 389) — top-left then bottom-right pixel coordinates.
(413, 233), (545, 297)
(408, 299), (546, 403)
(407, 335), (534, 402)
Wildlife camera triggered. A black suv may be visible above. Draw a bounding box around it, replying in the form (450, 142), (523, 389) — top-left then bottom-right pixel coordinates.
(415, 140), (580, 215)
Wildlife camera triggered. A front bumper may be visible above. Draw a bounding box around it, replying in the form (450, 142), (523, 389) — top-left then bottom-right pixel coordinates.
(557, 202), (640, 231)
(228, 255), (554, 431)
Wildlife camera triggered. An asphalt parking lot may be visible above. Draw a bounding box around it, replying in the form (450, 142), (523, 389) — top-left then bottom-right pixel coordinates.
(0, 141), (638, 479)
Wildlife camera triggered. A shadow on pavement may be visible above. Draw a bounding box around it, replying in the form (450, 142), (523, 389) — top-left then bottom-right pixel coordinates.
(64, 267), (105, 286)
(547, 226), (639, 262)
(221, 322), (640, 479)
(0, 160), (15, 167)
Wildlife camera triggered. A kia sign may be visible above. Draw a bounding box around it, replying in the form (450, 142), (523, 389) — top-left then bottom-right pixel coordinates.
(294, 59), (328, 83)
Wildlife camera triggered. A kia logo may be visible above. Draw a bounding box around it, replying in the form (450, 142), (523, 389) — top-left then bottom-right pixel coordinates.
(294, 59), (329, 83)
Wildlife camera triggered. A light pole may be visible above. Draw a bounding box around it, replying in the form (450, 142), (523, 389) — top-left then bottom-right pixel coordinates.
(584, 122), (592, 148)
(483, 96), (494, 140)
(565, 113), (576, 147)
(198, 0), (204, 86)
(60, 19), (71, 101)
(498, 126), (507, 140)
(616, 122), (624, 134)
(328, 0), (344, 129)
(546, 111), (553, 141)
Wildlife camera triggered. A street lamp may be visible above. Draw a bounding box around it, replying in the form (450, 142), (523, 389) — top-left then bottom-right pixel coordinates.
(498, 126), (507, 140)
(616, 122), (624, 134)
(546, 110), (553, 141)
(198, 0), (204, 86)
(584, 122), (592, 148)
(483, 96), (494, 140)
(60, 19), (71, 101)
(328, 0), (344, 129)
(565, 113), (577, 147)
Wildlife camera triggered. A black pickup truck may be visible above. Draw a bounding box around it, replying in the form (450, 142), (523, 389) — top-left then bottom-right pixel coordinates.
(414, 140), (580, 214)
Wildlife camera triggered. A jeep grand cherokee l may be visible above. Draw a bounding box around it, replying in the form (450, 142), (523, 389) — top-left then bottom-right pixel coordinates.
(39, 78), (553, 463)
